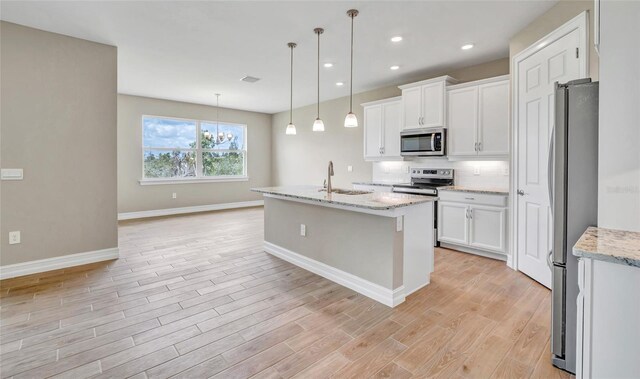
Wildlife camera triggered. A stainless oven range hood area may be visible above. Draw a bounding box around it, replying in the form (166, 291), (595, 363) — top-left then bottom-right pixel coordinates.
(400, 127), (446, 157)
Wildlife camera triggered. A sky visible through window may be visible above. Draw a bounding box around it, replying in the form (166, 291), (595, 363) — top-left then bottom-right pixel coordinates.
(143, 117), (244, 150)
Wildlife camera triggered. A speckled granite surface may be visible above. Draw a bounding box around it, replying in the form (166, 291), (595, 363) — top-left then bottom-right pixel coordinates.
(439, 186), (509, 195)
(573, 226), (640, 268)
(352, 181), (401, 187)
(252, 186), (435, 211)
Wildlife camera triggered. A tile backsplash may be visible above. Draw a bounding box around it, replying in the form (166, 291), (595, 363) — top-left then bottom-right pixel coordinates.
(372, 159), (510, 191)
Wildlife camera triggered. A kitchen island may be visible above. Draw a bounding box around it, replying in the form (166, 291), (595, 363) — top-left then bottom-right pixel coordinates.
(251, 186), (435, 307)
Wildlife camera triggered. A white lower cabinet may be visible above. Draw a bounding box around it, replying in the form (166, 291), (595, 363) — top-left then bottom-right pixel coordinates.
(576, 258), (640, 379)
(438, 202), (469, 245)
(438, 191), (508, 256)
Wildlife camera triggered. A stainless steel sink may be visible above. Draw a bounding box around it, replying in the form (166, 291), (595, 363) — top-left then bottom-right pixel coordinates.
(319, 188), (371, 195)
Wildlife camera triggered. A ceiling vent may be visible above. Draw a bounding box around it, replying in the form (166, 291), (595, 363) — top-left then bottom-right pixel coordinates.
(240, 75), (261, 83)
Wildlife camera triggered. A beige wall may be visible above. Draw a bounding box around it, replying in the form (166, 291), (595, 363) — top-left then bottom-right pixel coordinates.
(509, 0), (599, 80)
(0, 22), (118, 266)
(118, 95), (272, 214)
(264, 197), (403, 289)
(271, 58), (509, 188)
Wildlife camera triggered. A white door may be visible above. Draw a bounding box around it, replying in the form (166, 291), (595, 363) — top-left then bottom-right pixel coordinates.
(478, 80), (510, 156)
(438, 202), (469, 245)
(363, 105), (382, 159)
(447, 86), (478, 157)
(402, 87), (422, 130)
(469, 205), (507, 254)
(421, 81), (445, 128)
(516, 29), (582, 288)
(382, 101), (401, 158)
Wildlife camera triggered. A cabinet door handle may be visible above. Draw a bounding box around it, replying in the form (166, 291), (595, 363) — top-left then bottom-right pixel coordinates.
(469, 209), (473, 219)
(464, 197), (475, 200)
(465, 209), (469, 219)
(478, 142), (482, 151)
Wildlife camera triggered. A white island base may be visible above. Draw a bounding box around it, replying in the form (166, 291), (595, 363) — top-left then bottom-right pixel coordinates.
(254, 187), (435, 307)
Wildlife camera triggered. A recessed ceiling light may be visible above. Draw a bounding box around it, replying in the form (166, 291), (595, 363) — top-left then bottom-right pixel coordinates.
(324, 63), (333, 68)
(461, 43), (474, 50)
(336, 82), (344, 86)
(390, 65), (400, 70)
(391, 36), (403, 42)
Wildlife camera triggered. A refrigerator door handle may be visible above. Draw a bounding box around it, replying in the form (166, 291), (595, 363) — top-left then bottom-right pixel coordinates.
(547, 250), (553, 270)
(548, 123), (555, 213)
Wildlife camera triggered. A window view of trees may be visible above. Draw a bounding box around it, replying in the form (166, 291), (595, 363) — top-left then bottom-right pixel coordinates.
(142, 117), (246, 179)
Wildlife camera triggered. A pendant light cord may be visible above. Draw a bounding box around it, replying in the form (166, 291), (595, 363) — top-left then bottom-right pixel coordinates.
(349, 12), (354, 113)
(317, 31), (320, 118)
(289, 44), (294, 124)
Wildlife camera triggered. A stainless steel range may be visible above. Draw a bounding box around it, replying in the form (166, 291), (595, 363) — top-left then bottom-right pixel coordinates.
(392, 168), (454, 246)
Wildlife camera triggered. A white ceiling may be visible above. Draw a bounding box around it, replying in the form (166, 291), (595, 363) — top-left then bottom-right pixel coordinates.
(1, 1), (556, 114)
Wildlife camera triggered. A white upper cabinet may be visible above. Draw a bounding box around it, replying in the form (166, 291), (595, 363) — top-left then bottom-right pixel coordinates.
(399, 76), (458, 130)
(448, 86), (478, 156)
(362, 97), (403, 161)
(447, 75), (510, 158)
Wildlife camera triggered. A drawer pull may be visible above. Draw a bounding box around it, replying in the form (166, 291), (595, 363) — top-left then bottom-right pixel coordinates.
(464, 197), (475, 200)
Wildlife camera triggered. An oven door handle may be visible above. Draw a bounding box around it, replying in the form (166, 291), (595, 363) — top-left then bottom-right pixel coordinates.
(392, 187), (437, 196)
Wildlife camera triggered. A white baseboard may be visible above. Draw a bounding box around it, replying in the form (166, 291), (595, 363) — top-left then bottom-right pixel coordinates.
(0, 247), (119, 280)
(264, 241), (405, 307)
(118, 200), (264, 220)
(440, 242), (508, 262)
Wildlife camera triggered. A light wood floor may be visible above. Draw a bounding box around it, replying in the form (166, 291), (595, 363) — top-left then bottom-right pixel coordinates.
(0, 207), (572, 379)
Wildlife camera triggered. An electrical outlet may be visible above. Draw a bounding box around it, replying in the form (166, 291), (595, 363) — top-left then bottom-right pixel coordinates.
(347, 165), (353, 172)
(503, 166), (510, 176)
(300, 224), (306, 237)
(474, 167), (481, 175)
(405, 166), (410, 174)
(172, 192), (177, 199)
(9, 231), (20, 245)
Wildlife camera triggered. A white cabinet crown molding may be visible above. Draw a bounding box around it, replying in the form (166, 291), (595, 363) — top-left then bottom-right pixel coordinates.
(398, 75), (458, 90)
(361, 96), (402, 107)
(446, 74), (510, 91)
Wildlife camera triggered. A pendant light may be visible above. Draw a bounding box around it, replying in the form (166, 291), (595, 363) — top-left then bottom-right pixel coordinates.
(344, 9), (359, 128)
(312, 28), (325, 132)
(286, 42), (297, 135)
(204, 94), (233, 144)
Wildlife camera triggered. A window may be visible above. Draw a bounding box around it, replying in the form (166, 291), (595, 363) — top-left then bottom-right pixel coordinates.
(142, 116), (247, 184)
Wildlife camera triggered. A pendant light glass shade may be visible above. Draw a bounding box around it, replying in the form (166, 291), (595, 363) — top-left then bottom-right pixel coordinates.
(313, 28), (325, 132)
(344, 9), (359, 128)
(286, 42), (297, 135)
(312, 118), (325, 131)
(344, 112), (358, 128)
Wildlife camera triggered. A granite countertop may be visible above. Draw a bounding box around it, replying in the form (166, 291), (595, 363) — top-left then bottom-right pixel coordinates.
(352, 181), (405, 187)
(251, 186), (436, 211)
(439, 186), (509, 195)
(573, 226), (640, 268)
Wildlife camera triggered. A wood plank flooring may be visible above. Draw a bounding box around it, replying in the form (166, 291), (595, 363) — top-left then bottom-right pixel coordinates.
(0, 207), (572, 378)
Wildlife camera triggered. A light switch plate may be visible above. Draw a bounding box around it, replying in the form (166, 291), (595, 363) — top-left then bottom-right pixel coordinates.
(172, 192), (177, 199)
(1, 169), (23, 180)
(347, 165), (353, 172)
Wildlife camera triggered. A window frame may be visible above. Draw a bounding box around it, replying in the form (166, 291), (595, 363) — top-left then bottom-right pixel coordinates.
(139, 115), (248, 185)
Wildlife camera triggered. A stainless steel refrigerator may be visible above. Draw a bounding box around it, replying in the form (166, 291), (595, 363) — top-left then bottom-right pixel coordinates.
(550, 78), (599, 373)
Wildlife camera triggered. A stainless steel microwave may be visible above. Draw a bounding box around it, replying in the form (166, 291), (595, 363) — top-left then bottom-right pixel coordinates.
(400, 127), (446, 156)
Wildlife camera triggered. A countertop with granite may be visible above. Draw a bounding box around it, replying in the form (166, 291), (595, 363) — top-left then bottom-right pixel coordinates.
(352, 181), (405, 187)
(252, 186), (436, 211)
(439, 186), (509, 195)
(573, 226), (640, 268)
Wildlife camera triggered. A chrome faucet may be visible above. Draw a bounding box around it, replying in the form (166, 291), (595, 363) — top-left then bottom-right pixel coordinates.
(327, 160), (334, 193)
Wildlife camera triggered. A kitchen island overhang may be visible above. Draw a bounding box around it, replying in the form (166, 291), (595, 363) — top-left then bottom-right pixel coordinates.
(252, 186), (435, 307)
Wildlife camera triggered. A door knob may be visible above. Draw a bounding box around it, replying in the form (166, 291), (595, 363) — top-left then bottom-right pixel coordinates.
(517, 189), (525, 196)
